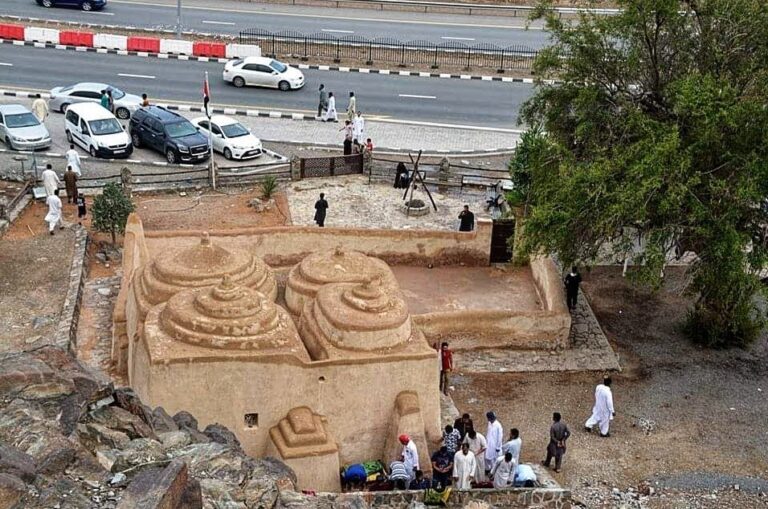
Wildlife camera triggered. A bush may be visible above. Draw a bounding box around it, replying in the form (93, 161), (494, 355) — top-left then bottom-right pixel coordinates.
(260, 176), (278, 200)
(92, 182), (134, 245)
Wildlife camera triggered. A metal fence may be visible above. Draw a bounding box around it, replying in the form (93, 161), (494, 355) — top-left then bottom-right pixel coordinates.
(300, 154), (363, 179)
(239, 28), (538, 71)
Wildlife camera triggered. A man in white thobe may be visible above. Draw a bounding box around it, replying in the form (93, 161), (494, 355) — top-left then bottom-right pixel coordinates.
(352, 111), (365, 143)
(585, 376), (615, 437)
(502, 428), (522, 466)
(41, 164), (60, 197)
(484, 411), (503, 472)
(66, 145), (82, 176)
(399, 434), (419, 481)
(323, 93), (338, 122)
(32, 98), (49, 123)
(452, 443), (476, 490)
(490, 452), (516, 489)
(45, 189), (63, 235)
(463, 429), (487, 482)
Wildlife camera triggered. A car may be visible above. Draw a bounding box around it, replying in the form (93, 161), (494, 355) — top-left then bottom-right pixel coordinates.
(65, 103), (132, 158)
(129, 106), (210, 164)
(192, 115), (262, 160)
(0, 104), (52, 151)
(223, 57), (305, 91)
(49, 83), (141, 120)
(36, 0), (106, 11)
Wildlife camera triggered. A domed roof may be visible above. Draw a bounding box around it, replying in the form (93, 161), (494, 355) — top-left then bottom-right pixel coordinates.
(285, 247), (396, 316)
(134, 233), (277, 319)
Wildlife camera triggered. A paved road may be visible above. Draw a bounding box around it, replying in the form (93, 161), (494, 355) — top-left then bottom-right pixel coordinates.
(3, 0), (552, 48)
(0, 44), (532, 127)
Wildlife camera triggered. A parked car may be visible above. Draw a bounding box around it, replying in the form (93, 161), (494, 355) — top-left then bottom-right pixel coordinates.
(191, 115), (262, 160)
(129, 106), (210, 164)
(222, 57), (305, 91)
(0, 104), (52, 151)
(65, 103), (132, 158)
(36, 0), (106, 12)
(49, 83), (141, 120)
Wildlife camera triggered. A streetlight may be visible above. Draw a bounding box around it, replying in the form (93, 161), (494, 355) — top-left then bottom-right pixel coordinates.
(176, 0), (182, 37)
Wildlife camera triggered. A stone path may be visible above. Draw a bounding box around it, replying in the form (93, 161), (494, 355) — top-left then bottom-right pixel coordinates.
(75, 275), (124, 384)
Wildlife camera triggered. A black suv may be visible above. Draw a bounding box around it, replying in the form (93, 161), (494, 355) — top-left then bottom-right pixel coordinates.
(129, 106), (210, 164)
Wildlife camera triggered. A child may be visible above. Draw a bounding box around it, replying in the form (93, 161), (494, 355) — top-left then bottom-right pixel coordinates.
(76, 193), (87, 224)
(365, 138), (374, 152)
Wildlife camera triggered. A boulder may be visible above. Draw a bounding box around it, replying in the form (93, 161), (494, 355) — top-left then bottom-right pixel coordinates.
(111, 438), (166, 473)
(77, 423), (131, 451)
(117, 459), (201, 509)
(203, 423), (241, 449)
(0, 356), (55, 395)
(112, 388), (154, 428)
(159, 431), (191, 451)
(36, 446), (77, 476)
(151, 407), (178, 434)
(0, 443), (35, 483)
(171, 411), (198, 431)
(0, 473), (25, 509)
(89, 406), (157, 441)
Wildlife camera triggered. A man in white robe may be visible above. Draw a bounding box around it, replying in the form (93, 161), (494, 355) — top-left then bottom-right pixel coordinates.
(66, 145), (82, 176)
(585, 377), (615, 437)
(41, 164), (60, 197)
(323, 93), (338, 122)
(452, 443), (476, 490)
(45, 189), (63, 235)
(462, 429), (487, 482)
(484, 411), (503, 472)
(352, 111), (365, 143)
(32, 98), (49, 123)
(489, 452), (516, 489)
(399, 434), (419, 481)
(502, 428), (522, 466)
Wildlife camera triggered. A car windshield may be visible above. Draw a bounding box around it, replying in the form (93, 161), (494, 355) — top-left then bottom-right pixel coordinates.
(106, 86), (126, 100)
(221, 123), (249, 138)
(230, 59), (244, 67)
(89, 118), (123, 136)
(165, 121), (198, 138)
(5, 113), (39, 128)
(269, 60), (287, 73)
(59, 85), (74, 93)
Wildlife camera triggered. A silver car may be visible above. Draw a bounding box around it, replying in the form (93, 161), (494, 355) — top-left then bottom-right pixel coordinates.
(0, 104), (52, 151)
(49, 82), (142, 120)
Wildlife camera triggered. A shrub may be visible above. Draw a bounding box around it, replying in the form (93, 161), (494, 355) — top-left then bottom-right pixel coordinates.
(92, 182), (135, 245)
(260, 176), (278, 200)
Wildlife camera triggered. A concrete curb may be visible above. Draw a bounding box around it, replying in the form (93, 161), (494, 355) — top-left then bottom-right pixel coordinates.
(56, 226), (88, 351)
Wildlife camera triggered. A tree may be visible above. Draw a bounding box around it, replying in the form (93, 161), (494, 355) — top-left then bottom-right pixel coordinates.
(92, 182), (135, 245)
(514, 0), (768, 347)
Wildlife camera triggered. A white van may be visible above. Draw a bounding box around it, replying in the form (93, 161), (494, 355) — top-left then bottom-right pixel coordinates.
(65, 102), (133, 158)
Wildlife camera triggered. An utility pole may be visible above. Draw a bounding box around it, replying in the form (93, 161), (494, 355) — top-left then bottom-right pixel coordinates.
(176, 0), (182, 37)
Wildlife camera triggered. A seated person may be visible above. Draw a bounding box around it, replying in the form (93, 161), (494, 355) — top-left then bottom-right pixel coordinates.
(388, 460), (411, 490)
(409, 469), (431, 490)
(430, 446), (454, 488)
(341, 463), (367, 491)
(513, 463), (537, 488)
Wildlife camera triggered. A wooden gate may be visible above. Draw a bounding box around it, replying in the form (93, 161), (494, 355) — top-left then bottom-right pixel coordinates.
(299, 154), (363, 178)
(490, 219), (515, 263)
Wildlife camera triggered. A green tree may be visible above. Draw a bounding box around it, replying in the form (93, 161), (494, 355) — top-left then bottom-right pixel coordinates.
(92, 182), (135, 245)
(515, 0), (768, 347)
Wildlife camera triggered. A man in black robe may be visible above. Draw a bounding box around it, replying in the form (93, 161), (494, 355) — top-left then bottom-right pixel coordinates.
(564, 266), (582, 311)
(314, 193), (328, 227)
(458, 205), (474, 232)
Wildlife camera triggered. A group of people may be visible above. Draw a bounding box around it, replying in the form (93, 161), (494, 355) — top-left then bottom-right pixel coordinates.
(40, 148), (88, 235)
(317, 85), (373, 155)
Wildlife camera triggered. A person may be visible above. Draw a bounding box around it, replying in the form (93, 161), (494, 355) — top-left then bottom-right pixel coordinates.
(399, 434), (419, 481)
(365, 138), (374, 152)
(313, 193), (328, 227)
(323, 92), (338, 122)
(453, 413), (474, 439)
(409, 469), (431, 490)
(63, 166), (78, 204)
(441, 424), (461, 455)
(352, 111), (365, 144)
(458, 205), (475, 232)
(513, 463), (537, 487)
(347, 91), (356, 122)
(564, 266), (582, 311)
(585, 376), (615, 437)
(342, 463), (367, 491)
(32, 97), (49, 123)
(489, 452), (515, 489)
(317, 84), (328, 118)
(100, 90), (109, 110)
(388, 460), (410, 490)
(340, 120), (353, 155)
(394, 162), (408, 189)
(430, 446), (453, 488)
(107, 90), (115, 113)
(439, 341), (453, 394)
(76, 193), (87, 224)
(66, 144), (82, 176)
(141, 93), (150, 107)
(452, 442), (476, 490)
(484, 411), (503, 473)
(41, 164), (60, 197)
(502, 428), (522, 467)
(462, 429), (487, 482)
(543, 412), (570, 473)
(45, 189), (63, 235)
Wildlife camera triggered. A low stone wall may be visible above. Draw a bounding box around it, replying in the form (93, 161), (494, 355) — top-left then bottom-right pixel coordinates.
(55, 226), (89, 351)
(531, 256), (570, 314)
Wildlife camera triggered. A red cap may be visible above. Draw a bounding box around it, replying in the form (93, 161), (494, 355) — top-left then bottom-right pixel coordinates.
(398, 434), (410, 444)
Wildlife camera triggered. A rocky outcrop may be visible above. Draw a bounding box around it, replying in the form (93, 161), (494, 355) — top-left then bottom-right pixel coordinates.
(0, 346), (297, 508)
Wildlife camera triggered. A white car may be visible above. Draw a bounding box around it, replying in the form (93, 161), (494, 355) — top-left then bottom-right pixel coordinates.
(222, 57), (305, 91)
(192, 115), (263, 160)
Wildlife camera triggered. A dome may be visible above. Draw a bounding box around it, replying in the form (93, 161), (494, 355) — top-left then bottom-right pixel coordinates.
(134, 233), (277, 319)
(284, 247), (396, 316)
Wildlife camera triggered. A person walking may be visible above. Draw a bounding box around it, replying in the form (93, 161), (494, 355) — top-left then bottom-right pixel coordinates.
(317, 84), (328, 118)
(340, 120), (353, 155)
(313, 193), (328, 227)
(32, 97), (49, 123)
(439, 341), (453, 395)
(76, 193), (87, 224)
(323, 92), (338, 122)
(41, 164), (60, 197)
(44, 189), (63, 235)
(585, 376), (615, 437)
(452, 442), (476, 490)
(66, 144), (82, 176)
(100, 90), (109, 110)
(564, 266), (582, 311)
(543, 412), (570, 473)
(63, 166), (78, 204)
(347, 91), (356, 122)
(458, 205), (475, 232)
(352, 111), (365, 143)
(107, 90), (115, 113)
(484, 411), (503, 474)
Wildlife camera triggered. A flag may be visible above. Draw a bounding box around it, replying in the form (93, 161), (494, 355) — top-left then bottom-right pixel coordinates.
(203, 72), (210, 117)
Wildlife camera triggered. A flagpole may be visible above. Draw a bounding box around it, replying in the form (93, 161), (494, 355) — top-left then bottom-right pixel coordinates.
(205, 71), (216, 190)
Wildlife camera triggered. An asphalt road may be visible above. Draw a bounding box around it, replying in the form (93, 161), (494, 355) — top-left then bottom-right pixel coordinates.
(4, 0), (552, 49)
(0, 44), (532, 127)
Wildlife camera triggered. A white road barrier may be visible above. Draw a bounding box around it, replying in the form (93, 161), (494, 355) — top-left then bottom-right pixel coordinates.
(225, 43), (261, 59)
(159, 38), (193, 55)
(93, 33), (127, 51)
(24, 27), (59, 44)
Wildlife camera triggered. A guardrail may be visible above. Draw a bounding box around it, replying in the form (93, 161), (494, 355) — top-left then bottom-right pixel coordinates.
(240, 28), (537, 71)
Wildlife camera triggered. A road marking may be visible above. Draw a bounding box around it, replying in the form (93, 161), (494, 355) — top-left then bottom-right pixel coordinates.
(201, 20), (236, 26)
(441, 37), (476, 41)
(398, 94), (436, 99)
(0, 63), (13, 67)
(321, 29), (355, 34)
(118, 73), (156, 79)
(87, 11), (115, 15)
(376, 117), (523, 133)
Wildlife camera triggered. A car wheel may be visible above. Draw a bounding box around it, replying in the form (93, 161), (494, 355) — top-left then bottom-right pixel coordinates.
(42, 0), (53, 7)
(232, 76), (245, 88)
(81, 1), (93, 11)
(131, 133), (141, 148)
(278, 80), (290, 91)
(166, 149), (177, 164)
(115, 107), (130, 120)
(60, 103), (70, 114)
(223, 148), (233, 160)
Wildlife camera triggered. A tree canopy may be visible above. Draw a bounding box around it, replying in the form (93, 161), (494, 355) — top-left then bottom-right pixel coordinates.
(513, 0), (768, 346)
(92, 181), (135, 245)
